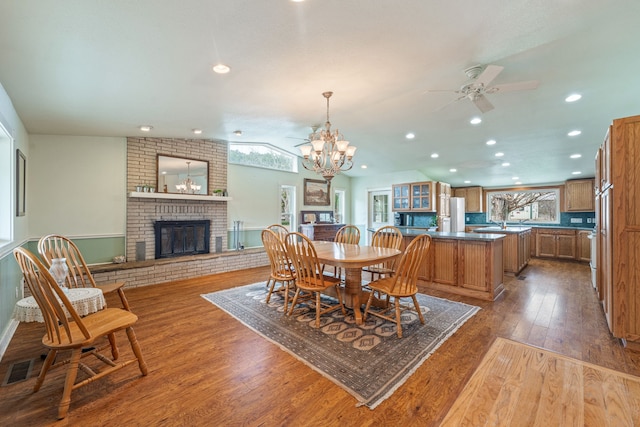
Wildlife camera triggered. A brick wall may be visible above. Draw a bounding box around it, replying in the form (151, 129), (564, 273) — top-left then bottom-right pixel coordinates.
(126, 137), (228, 261)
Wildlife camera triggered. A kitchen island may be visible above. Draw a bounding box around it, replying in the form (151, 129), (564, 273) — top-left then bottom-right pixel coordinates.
(471, 226), (532, 275)
(370, 227), (505, 301)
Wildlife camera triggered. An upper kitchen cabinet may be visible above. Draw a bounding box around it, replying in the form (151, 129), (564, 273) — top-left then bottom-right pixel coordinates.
(564, 178), (595, 211)
(392, 184), (411, 211)
(436, 182), (451, 217)
(453, 186), (484, 212)
(411, 182), (436, 211)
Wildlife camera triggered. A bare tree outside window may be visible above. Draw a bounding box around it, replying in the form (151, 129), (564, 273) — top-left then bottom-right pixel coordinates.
(488, 189), (559, 224)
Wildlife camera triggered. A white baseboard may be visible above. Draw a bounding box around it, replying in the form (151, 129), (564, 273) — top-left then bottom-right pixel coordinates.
(0, 319), (19, 363)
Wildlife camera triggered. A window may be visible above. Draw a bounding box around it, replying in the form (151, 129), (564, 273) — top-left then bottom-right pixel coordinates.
(334, 189), (345, 223)
(486, 188), (560, 224)
(229, 143), (298, 173)
(280, 185), (295, 230)
(0, 118), (13, 244)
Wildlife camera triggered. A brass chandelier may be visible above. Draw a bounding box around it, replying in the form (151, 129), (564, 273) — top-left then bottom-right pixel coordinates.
(299, 91), (356, 181)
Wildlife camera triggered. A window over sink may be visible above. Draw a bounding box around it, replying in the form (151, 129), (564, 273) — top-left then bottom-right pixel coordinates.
(486, 188), (560, 224)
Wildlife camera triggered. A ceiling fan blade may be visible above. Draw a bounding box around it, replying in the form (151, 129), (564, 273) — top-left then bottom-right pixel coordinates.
(433, 94), (468, 112)
(423, 88), (458, 94)
(475, 65), (504, 86)
(486, 80), (539, 94)
(473, 94), (494, 113)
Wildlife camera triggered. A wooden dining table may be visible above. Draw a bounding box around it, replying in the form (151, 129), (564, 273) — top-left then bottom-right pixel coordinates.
(312, 241), (401, 324)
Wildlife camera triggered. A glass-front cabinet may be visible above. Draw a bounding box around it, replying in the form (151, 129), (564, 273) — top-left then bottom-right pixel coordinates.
(411, 182), (434, 211)
(392, 184), (410, 211)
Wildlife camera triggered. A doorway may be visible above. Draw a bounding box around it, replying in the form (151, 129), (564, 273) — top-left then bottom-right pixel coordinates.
(368, 189), (391, 243)
(280, 185), (296, 232)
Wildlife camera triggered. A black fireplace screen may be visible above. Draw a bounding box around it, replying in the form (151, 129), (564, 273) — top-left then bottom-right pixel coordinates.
(154, 220), (210, 259)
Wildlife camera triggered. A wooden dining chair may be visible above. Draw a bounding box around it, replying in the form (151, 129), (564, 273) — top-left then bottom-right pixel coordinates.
(38, 234), (131, 311)
(363, 234), (432, 338)
(325, 224), (361, 279)
(13, 247), (148, 420)
(362, 225), (404, 280)
(262, 229), (296, 313)
(266, 223), (289, 241)
(284, 232), (346, 327)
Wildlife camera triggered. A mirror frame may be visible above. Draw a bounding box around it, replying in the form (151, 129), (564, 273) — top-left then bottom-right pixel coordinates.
(157, 154), (209, 195)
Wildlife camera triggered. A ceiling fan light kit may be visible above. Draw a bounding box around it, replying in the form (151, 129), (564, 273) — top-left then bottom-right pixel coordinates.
(428, 64), (540, 113)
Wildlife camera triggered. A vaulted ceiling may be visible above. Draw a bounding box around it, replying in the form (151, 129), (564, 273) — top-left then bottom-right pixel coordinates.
(1, 0), (639, 187)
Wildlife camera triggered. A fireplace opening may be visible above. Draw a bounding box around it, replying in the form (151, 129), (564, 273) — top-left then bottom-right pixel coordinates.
(154, 220), (210, 259)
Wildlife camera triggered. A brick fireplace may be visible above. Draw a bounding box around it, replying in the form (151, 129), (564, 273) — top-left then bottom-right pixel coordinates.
(126, 137), (228, 262)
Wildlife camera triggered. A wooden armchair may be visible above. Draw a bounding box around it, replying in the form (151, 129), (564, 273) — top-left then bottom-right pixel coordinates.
(38, 234), (131, 311)
(362, 225), (404, 280)
(266, 224), (289, 241)
(13, 247), (148, 420)
(363, 234), (432, 338)
(262, 229), (296, 313)
(285, 232), (346, 327)
(326, 224), (361, 278)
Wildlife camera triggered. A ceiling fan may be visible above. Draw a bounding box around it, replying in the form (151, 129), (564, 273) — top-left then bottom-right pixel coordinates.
(427, 64), (539, 113)
(287, 125), (320, 147)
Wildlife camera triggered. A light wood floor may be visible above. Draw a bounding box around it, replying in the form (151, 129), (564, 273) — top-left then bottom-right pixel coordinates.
(1, 258), (639, 426)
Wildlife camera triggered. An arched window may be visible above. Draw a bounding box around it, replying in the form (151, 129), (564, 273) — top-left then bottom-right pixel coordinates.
(229, 143), (297, 173)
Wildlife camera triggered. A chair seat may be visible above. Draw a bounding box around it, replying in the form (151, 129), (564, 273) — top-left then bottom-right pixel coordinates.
(368, 277), (416, 298)
(363, 265), (394, 274)
(96, 281), (126, 294)
(295, 274), (341, 291)
(42, 308), (138, 350)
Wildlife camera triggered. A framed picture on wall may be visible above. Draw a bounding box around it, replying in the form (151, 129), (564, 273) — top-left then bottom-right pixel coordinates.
(303, 178), (330, 206)
(16, 149), (26, 216)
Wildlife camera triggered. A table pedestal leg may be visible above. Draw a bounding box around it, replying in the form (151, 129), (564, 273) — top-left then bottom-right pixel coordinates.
(344, 268), (364, 324)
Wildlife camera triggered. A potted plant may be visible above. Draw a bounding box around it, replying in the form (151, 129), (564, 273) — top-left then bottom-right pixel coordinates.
(428, 216), (438, 231)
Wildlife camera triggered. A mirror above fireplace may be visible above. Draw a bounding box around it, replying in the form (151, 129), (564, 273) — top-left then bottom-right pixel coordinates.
(157, 154), (209, 195)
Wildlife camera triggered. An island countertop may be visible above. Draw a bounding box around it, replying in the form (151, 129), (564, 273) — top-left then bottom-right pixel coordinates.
(368, 227), (505, 241)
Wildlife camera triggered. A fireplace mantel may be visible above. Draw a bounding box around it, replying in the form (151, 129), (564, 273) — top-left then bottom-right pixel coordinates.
(128, 191), (232, 201)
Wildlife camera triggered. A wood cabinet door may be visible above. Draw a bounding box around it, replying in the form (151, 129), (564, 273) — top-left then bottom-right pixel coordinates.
(536, 232), (557, 257)
(411, 182), (435, 211)
(576, 230), (592, 262)
(392, 184), (410, 211)
(430, 239), (457, 285)
(556, 234), (576, 259)
(565, 179), (595, 211)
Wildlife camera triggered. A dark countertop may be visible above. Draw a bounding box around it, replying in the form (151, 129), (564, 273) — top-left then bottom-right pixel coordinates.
(472, 226), (532, 234)
(367, 227), (505, 241)
(468, 223), (594, 231)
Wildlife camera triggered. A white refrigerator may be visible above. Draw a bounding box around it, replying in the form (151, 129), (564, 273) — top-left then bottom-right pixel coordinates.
(450, 197), (466, 232)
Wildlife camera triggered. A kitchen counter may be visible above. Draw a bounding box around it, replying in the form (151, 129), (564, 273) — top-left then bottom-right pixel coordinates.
(370, 227), (505, 242)
(387, 228), (504, 301)
(472, 226), (532, 275)
(472, 226), (532, 233)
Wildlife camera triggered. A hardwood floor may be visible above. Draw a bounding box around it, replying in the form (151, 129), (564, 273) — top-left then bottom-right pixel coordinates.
(1, 258), (639, 426)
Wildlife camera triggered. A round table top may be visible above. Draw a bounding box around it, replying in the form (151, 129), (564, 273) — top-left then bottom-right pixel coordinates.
(312, 241), (401, 269)
(13, 287), (106, 323)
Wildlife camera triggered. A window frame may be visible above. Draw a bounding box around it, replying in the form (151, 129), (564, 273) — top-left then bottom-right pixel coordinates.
(228, 142), (298, 173)
(485, 186), (561, 225)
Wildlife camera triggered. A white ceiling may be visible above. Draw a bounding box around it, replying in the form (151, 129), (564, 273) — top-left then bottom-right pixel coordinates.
(1, 0), (639, 187)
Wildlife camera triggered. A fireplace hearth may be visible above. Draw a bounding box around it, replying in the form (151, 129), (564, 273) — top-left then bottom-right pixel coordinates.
(154, 220), (210, 259)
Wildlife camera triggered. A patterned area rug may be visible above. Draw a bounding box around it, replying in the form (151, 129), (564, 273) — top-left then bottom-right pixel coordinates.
(202, 282), (480, 409)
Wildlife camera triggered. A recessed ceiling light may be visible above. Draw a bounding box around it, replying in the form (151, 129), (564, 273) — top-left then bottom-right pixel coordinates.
(515, 181), (522, 185)
(192, 129), (203, 135)
(213, 64), (231, 74)
(568, 130), (582, 137)
(470, 117), (482, 125)
(572, 171), (582, 175)
(565, 94), (582, 102)
(405, 132), (415, 139)
(361, 165), (367, 169)
(570, 154), (582, 159)
(512, 176), (519, 180)
(139, 125), (153, 132)
(449, 168), (457, 172)
(233, 130), (243, 136)
(495, 152), (504, 157)
(430, 153), (439, 158)
(486, 139), (496, 146)
(502, 162), (510, 167)
(464, 180), (471, 184)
